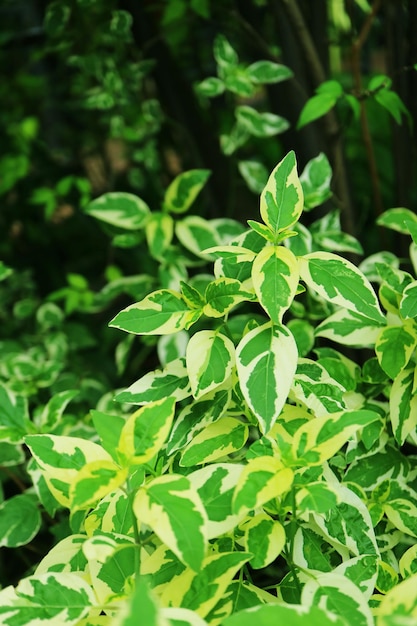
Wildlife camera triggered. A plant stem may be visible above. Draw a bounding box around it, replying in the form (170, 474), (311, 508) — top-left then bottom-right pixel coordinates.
(127, 481), (141, 578)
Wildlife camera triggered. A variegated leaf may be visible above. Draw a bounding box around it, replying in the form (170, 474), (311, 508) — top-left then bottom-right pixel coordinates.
(291, 358), (346, 415)
(145, 212), (174, 260)
(162, 551), (251, 618)
(299, 252), (385, 323)
(0, 572), (96, 625)
(241, 513), (286, 569)
(236, 321), (298, 433)
(299, 152), (332, 210)
(69, 460), (128, 511)
(334, 555), (378, 600)
(115, 357), (191, 404)
(376, 207), (417, 234)
(188, 463), (245, 539)
(389, 366), (417, 445)
(400, 279), (417, 318)
(176, 216), (222, 259)
(383, 479), (417, 537)
(163, 169), (211, 214)
(133, 474), (208, 571)
(232, 456), (294, 516)
(117, 397), (176, 466)
(377, 574), (417, 625)
(399, 544), (417, 578)
(180, 417), (248, 466)
(292, 409), (380, 466)
(166, 386), (231, 455)
(310, 484), (379, 556)
(302, 572), (374, 626)
(85, 192), (150, 230)
(109, 290), (201, 335)
(82, 533), (136, 605)
(315, 308), (384, 346)
(35, 534), (87, 575)
(25, 434), (115, 508)
(203, 277), (254, 318)
(375, 320), (417, 379)
(260, 151), (303, 236)
(186, 330), (235, 398)
(251, 245), (299, 323)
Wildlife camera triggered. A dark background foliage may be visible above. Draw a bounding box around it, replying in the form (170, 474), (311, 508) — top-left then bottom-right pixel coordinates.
(0, 0), (417, 587)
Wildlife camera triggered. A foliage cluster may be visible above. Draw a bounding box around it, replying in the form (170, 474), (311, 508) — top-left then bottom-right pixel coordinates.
(1, 1), (417, 625)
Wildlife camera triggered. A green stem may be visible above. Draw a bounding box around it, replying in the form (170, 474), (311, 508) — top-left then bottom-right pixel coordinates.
(127, 481), (141, 578)
(285, 485), (302, 595)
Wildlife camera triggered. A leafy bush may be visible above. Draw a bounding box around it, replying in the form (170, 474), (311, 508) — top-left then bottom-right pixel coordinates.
(1, 151), (417, 625)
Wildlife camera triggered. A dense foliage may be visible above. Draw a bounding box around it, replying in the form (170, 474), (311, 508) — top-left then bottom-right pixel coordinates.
(1, 1), (417, 625)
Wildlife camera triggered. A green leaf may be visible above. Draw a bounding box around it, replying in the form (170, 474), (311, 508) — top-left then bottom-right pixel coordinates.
(115, 357), (191, 405)
(0, 384), (30, 443)
(375, 88), (410, 125)
(145, 212), (174, 260)
(180, 417), (248, 466)
(84, 192), (150, 230)
(109, 289), (201, 335)
(236, 322), (298, 433)
(44, 1), (71, 36)
(377, 207), (417, 234)
(118, 396), (176, 465)
(260, 151), (304, 237)
(252, 245), (299, 323)
(0, 261), (12, 282)
(242, 513), (286, 569)
(119, 577), (160, 626)
(203, 277), (254, 318)
(246, 60), (293, 84)
(195, 76), (225, 97)
(213, 35), (239, 68)
(0, 572), (96, 625)
(300, 152), (332, 209)
(236, 106), (290, 137)
(222, 603), (346, 626)
(0, 495), (41, 548)
(299, 251), (385, 323)
(163, 169), (211, 214)
(133, 474), (208, 571)
(297, 93), (339, 129)
(233, 456), (294, 516)
(375, 321), (417, 379)
(186, 330), (235, 398)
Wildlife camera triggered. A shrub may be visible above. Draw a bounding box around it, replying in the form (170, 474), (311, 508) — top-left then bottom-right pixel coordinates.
(1, 151), (417, 625)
